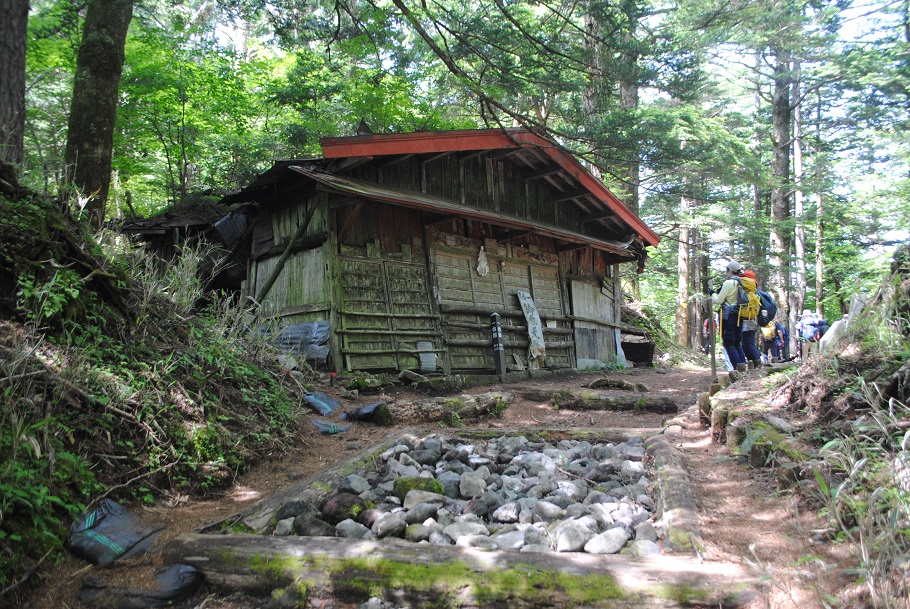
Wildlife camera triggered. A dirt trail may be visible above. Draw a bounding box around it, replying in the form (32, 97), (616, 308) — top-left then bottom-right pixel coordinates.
(23, 363), (847, 609)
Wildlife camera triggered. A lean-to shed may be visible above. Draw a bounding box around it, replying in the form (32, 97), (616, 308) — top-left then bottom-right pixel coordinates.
(222, 128), (659, 375)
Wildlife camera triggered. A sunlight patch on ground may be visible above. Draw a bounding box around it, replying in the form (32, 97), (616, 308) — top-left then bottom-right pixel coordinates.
(229, 486), (261, 502)
(679, 434), (712, 449)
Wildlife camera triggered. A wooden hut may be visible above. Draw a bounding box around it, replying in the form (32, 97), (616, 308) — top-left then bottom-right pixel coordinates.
(221, 128), (659, 375)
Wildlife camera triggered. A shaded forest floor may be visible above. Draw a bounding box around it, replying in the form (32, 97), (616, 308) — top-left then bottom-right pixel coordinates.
(23, 362), (855, 609)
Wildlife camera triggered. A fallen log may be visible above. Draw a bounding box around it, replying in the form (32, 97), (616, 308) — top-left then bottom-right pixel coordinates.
(587, 378), (648, 392)
(402, 391), (513, 424)
(163, 533), (757, 608)
(520, 390), (678, 414)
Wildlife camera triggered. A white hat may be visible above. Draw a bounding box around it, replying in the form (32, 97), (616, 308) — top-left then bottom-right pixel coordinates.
(726, 260), (743, 273)
(801, 309), (812, 317)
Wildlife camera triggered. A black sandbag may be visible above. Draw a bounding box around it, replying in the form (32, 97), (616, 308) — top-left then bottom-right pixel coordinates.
(340, 400), (391, 423)
(78, 564), (203, 609)
(303, 391), (340, 415)
(66, 499), (164, 565)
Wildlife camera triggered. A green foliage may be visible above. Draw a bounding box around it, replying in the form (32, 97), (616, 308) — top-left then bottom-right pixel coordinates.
(16, 270), (85, 329)
(484, 397), (509, 418)
(810, 416), (910, 606)
(0, 337), (98, 590)
(0, 232), (309, 597)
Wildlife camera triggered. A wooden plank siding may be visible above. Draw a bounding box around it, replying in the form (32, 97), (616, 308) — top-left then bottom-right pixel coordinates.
(430, 230), (573, 372)
(336, 257), (437, 371)
(350, 153), (600, 241)
(334, 202), (441, 372)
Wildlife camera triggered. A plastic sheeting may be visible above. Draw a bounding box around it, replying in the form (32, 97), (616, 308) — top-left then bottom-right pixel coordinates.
(476, 246), (490, 277)
(311, 419), (350, 434)
(340, 401), (387, 422)
(78, 564), (203, 609)
(271, 320), (330, 364)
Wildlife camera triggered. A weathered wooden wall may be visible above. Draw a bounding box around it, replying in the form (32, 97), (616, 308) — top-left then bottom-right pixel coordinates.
(248, 194), (331, 321)
(351, 153), (601, 239)
(429, 227), (573, 372)
(333, 203), (441, 372)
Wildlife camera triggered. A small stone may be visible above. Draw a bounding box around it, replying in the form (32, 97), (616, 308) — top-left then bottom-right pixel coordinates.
(404, 502), (441, 524)
(336, 519), (372, 539)
(459, 473), (487, 498)
(624, 539), (661, 557)
(634, 522), (658, 542)
(339, 474), (372, 495)
(273, 517), (295, 536)
(584, 527), (630, 554)
(402, 489), (445, 509)
(490, 529), (526, 550)
(293, 514), (336, 537)
(455, 534), (498, 549)
(555, 521), (596, 552)
(492, 502), (520, 523)
(372, 513), (407, 539)
(443, 521), (489, 541)
(533, 501), (565, 522)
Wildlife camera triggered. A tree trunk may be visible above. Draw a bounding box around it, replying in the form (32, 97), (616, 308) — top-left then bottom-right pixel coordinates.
(0, 0), (28, 168)
(64, 0), (133, 229)
(791, 62), (807, 318)
(751, 52), (765, 269)
(688, 224), (704, 349)
(675, 195), (692, 347)
(815, 98), (825, 317)
(769, 48), (792, 333)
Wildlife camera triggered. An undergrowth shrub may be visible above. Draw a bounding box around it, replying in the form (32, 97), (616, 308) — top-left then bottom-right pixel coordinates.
(0, 238), (309, 600)
(802, 263), (910, 608)
(810, 397), (910, 609)
(0, 331), (99, 594)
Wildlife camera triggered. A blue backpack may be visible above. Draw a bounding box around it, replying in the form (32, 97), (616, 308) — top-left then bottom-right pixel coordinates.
(756, 289), (777, 326)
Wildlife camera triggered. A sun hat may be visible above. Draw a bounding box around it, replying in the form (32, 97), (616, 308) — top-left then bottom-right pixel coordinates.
(801, 309), (812, 317)
(726, 260), (743, 273)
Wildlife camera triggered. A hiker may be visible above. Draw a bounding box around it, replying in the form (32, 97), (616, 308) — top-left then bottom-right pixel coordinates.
(760, 319), (778, 363)
(760, 320), (787, 363)
(777, 321), (791, 361)
(797, 309), (825, 359)
(711, 260), (747, 369)
(702, 315), (716, 354)
(740, 270), (762, 368)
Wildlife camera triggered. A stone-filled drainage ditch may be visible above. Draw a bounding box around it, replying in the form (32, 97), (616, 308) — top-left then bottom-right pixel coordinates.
(163, 427), (758, 608)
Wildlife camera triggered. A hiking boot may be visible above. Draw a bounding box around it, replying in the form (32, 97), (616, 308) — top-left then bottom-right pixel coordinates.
(736, 363), (748, 373)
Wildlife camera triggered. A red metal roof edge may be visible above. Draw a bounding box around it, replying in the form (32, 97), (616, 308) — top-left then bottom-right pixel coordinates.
(318, 129), (659, 248)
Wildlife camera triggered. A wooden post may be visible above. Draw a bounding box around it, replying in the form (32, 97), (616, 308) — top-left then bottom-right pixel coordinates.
(491, 312), (506, 375)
